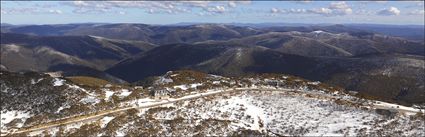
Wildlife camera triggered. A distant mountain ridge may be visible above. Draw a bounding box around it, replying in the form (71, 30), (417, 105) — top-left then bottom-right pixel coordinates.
(1, 23), (424, 105)
(1, 23), (262, 45)
(2, 23), (423, 42)
(106, 42), (425, 105)
(1, 33), (156, 72)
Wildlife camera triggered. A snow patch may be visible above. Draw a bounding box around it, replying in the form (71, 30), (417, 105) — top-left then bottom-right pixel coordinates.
(115, 122), (132, 136)
(218, 96), (267, 131)
(100, 116), (115, 128)
(118, 89), (132, 98)
(172, 83), (203, 90)
(53, 78), (65, 86)
(190, 83), (203, 88)
(80, 96), (100, 104)
(174, 85), (189, 90)
(89, 35), (106, 40)
(31, 78), (43, 85)
(313, 30), (325, 33)
(67, 84), (87, 92)
(170, 74), (179, 77)
(3, 44), (21, 52)
(1, 110), (32, 131)
(308, 81), (320, 85)
(56, 104), (71, 113)
(235, 48), (243, 60)
(104, 89), (115, 100)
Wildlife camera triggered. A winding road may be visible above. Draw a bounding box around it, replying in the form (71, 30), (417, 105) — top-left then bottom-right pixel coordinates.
(8, 88), (263, 135)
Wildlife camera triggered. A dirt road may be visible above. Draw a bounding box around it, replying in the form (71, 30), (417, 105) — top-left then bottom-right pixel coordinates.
(9, 88), (265, 135)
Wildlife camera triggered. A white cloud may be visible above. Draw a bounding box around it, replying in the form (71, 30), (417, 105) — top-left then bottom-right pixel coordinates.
(62, 1), (178, 14)
(310, 8), (333, 15)
(270, 8), (307, 14)
(270, 8), (278, 13)
(377, 6), (400, 16)
(327, 2), (352, 15)
(147, 9), (155, 14)
(0, 8), (37, 15)
(73, 1), (89, 7)
(1, 9), (8, 14)
(271, 1), (352, 16)
(181, 1), (210, 8)
(408, 9), (425, 15)
(206, 5), (226, 14)
(32, 3), (58, 8)
(228, 1), (236, 8)
(270, 8), (282, 13)
(291, 8), (307, 13)
(329, 1), (349, 9)
(1, 7), (63, 15)
(48, 9), (62, 14)
(60, 1), (248, 15)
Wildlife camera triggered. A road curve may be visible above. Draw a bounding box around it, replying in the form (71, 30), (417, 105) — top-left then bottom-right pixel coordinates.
(7, 87), (422, 135)
(9, 88), (271, 135)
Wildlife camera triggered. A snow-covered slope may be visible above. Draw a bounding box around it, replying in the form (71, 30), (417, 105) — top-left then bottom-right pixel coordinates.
(1, 70), (424, 136)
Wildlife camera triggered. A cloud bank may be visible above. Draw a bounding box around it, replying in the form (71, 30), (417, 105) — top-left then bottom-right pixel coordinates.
(270, 2), (352, 16)
(377, 7), (401, 16)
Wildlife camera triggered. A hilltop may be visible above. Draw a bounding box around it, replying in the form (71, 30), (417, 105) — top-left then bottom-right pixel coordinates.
(1, 70), (424, 136)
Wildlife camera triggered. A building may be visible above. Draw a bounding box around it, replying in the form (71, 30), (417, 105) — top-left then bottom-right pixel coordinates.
(149, 87), (170, 100)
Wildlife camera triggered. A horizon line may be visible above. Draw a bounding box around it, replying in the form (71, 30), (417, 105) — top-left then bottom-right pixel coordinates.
(1, 22), (424, 26)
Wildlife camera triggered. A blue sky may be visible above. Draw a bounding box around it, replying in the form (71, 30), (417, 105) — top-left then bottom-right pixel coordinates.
(1, 1), (424, 25)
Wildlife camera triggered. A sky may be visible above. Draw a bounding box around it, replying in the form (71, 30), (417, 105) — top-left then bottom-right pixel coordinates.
(1, 1), (424, 25)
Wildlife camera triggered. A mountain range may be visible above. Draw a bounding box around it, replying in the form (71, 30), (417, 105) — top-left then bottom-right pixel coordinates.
(1, 23), (424, 106)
